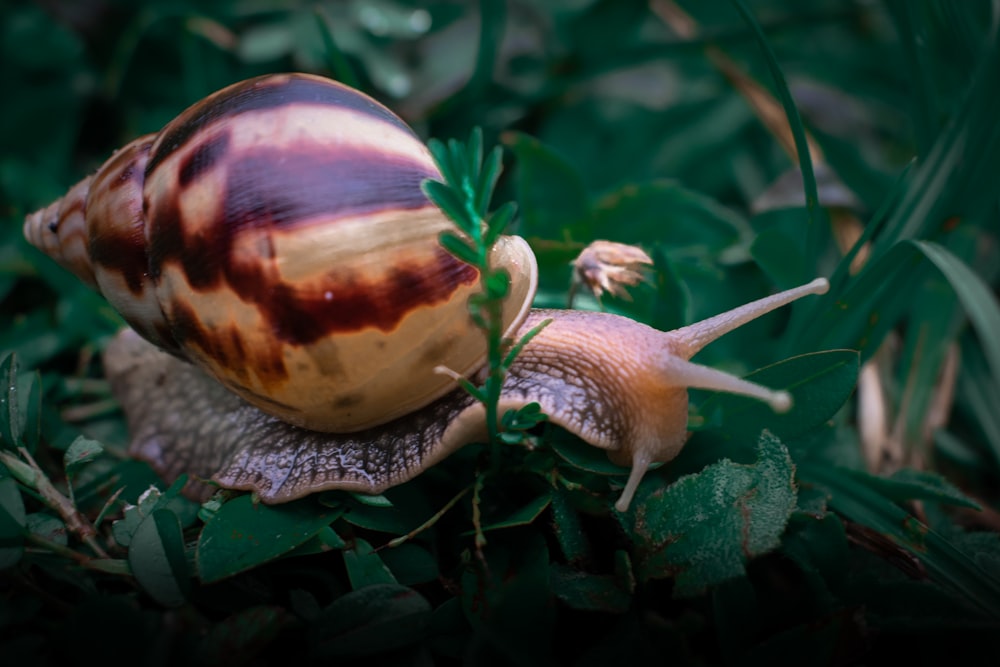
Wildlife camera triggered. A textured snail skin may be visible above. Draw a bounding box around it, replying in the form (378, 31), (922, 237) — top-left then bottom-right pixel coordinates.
(105, 280), (828, 511)
(23, 73), (536, 434)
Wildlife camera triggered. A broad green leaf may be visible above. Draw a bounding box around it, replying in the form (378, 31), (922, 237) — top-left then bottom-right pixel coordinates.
(343, 537), (396, 589)
(698, 350), (860, 441)
(591, 179), (748, 251)
(548, 429), (634, 476)
(196, 495), (341, 583)
(620, 431), (797, 597)
(502, 131), (591, 240)
(750, 226), (806, 290)
(380, 543), (439, 586)
(129, 509), (189, 607)
(309, 584), (432, 658)
(340, 484), (433, 535)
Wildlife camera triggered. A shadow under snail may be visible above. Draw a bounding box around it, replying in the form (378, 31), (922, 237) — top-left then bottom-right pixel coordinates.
(23, 72), (828, 512)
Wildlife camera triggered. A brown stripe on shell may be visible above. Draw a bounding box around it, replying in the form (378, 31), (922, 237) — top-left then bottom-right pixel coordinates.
(178, 130), (231, 188)
(258, 246), (478, 344)
(167, 298), (290, 385)
(146, 73), (417, 178)
(87, 138), (154, 296)
(147, 147), (439, 285)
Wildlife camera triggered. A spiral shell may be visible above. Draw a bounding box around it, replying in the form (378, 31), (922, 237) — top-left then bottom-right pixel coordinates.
(24, 73), (537, 432)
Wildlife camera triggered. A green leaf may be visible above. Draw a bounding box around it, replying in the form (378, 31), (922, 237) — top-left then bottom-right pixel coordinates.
(438, 231), (480, 267)
(312, 8), (359, 88)
(502, 131), (591, 240)
(915, 240), (1000, 389)
(730, 0), (823, 281)
(63, 436), (103, 474)
(801, 461), (1000, 619)
(621, 431), (797, 597)
(422, 180), (473, 233)
(549, 488), (589, 563)
(472, 493), (551, 534)
(380, 543), (440, 586)
(0, 353), (20, 449)
(17, 371), (41, 455)
(196, 495), (341, 583)
(750, 226), (806, 290)
(698, 350), (860, 441)
(548, 429), (635, 477)
(25, 512), (66, 546)
(340, 485), (432, 535)
(128, 508), (189, 607)
(343, 537), (397, 589)
(0, 472), (26, 568)
(309, 584), (432, 658)
(591, 179), (748, 250)
(843, 468), (981, 510)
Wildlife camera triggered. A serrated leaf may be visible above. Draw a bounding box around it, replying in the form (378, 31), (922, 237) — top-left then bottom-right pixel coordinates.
(129, 508), (189, 607)
(309, 584), (432, 658)
(196, 495), (341, 583)
(621, 431), (797, 597)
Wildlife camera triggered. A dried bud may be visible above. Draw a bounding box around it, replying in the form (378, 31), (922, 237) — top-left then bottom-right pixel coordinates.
(570, 240), (654, 306)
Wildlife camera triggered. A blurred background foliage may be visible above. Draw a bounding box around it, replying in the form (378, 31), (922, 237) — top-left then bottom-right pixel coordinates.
(3, 0), (1000, 664)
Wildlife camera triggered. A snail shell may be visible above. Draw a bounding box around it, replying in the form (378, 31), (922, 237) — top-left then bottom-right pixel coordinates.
(25, 73), (829, 511)
(24, 73), (536, 433)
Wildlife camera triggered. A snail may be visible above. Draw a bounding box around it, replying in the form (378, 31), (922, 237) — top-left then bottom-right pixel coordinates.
(24, 72), (828, 512)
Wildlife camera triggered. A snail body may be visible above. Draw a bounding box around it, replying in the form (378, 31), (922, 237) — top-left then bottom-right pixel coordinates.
(25, 73), (828, 511)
